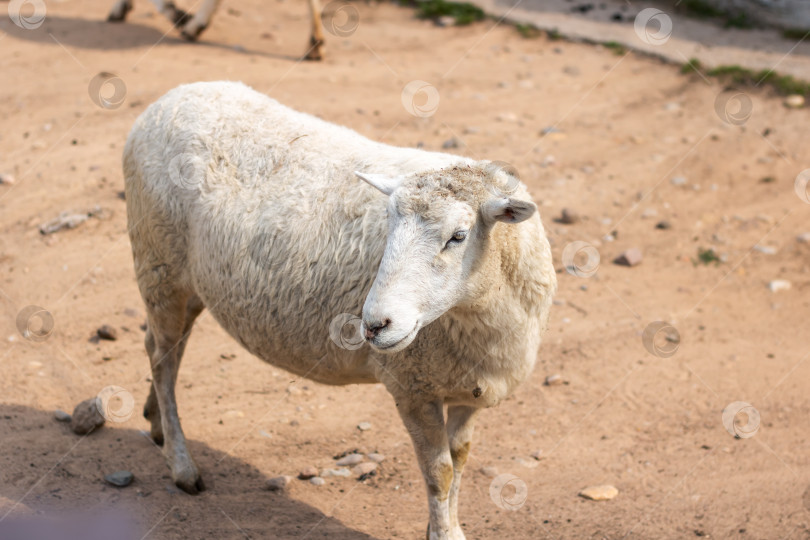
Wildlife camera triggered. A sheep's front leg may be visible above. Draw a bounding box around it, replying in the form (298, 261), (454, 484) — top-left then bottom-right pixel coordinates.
(398, 400), (454, 540)
(446, 406), (479, 540)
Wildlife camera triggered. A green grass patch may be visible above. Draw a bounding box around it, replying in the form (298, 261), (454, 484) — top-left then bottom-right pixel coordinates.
(681, 0), (724, 18)
(515, 23), (542, 38)
(782, 28), (810, 40)
(408, 0), (485, 25)
(694, 248), (721, 266)
(680, 57), (703, 74)
(700, 64), (810, 96)
(602, 41), (626, 55)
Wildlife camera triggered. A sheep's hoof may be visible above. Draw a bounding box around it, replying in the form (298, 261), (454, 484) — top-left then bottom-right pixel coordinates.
(171, 8), (193, 27)
(304, 37), (324, 61)
(174, 469), (206, 494)
(180, 22), (207, 42)
(107, 4), (132, 21)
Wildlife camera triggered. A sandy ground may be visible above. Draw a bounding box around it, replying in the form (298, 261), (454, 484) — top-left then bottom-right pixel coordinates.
(2, 0), (810, 538)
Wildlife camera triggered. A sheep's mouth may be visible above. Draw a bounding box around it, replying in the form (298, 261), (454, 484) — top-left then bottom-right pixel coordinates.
(373, 322), (420, 353)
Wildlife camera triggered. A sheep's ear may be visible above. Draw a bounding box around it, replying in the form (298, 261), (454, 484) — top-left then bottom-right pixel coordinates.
(481, 197), (537, 225)
(355, 172), (403, 196)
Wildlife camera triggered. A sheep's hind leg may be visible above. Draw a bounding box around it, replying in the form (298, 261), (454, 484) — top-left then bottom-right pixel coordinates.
(146, 291), (205, 494)
(396, 399), (454, 540)
(180, 0), (221, 40)
(143, 294), (204, 446)
(304, 0), (325, 61)
(445, 406), (479, 540)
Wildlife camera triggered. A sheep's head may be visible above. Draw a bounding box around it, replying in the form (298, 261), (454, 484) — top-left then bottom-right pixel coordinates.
(356, 163), (537, 353)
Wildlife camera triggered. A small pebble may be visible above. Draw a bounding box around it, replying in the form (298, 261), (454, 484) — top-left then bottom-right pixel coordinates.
(544, 374), (563, 386)
(97, 325), (118, 341)
(367, 453), (385, 463)
(785, 94), (805, 108)
(558, 208), (578, 224)
(0, 173), (15, 185)
(336, 453), (364, 466)
(441, 138), (460, 149)
(579, 484), (618, 501)
(753, 245), (777, 255)
(309, 477), (325, 486)
(357, 421), (372, 431)
(656, 220), (672, 230)
(613, 248), (643, 267)
(797, 232), (810, 244)
(322, 468), (352, 478)
(480, 466), (499, 477)
(436, 15), (456, 27)
(530, 450), (543, 460)
(265, 475), (292, 491)
(670, 176), (687, 186)
(54, 409), (72, 423)
(298, 466), (319, 480)
(104, 470), (134, 487)
(71, 397), (105, 435)
(768, 279), (791, 292)
(352, 462), (378, 476)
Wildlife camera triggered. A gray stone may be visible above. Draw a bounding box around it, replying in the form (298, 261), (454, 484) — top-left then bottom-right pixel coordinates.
(613, 248), (642, 267)
(265, 475), (292, 491)
(70, 398), (105, 435)
(104, 470), (133, 487)
(336, 453), (364, 466)
(353, 462), (377, 476)
(309, 477), (325, 486)
(357, 421), (372, 431)
(442, 138), (460, 149)
(97, 324), (118, 341)
(322, 468), (352, 478)
(298, 466), (319, 480)
(54, 409), (72, 423)
(558, 208), (578, 224)
(367, 453), (385, 463)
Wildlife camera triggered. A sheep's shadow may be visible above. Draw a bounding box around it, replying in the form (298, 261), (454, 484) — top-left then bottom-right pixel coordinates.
(0, 15), (297, 60)
(0, 403), (377, 539)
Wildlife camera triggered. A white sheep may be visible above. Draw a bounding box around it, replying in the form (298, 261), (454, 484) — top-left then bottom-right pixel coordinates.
(107, 0), (327, 60)
(123, 81), (556, 540)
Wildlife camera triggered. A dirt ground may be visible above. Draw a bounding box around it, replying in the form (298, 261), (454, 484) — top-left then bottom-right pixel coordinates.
(2, 0), (810, 538)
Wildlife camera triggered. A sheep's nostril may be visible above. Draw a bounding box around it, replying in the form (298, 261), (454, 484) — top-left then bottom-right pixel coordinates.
(364, 319), (391, 340)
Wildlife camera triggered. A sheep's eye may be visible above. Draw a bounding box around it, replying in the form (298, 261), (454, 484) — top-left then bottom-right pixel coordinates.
(445, 230), (468, 249)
